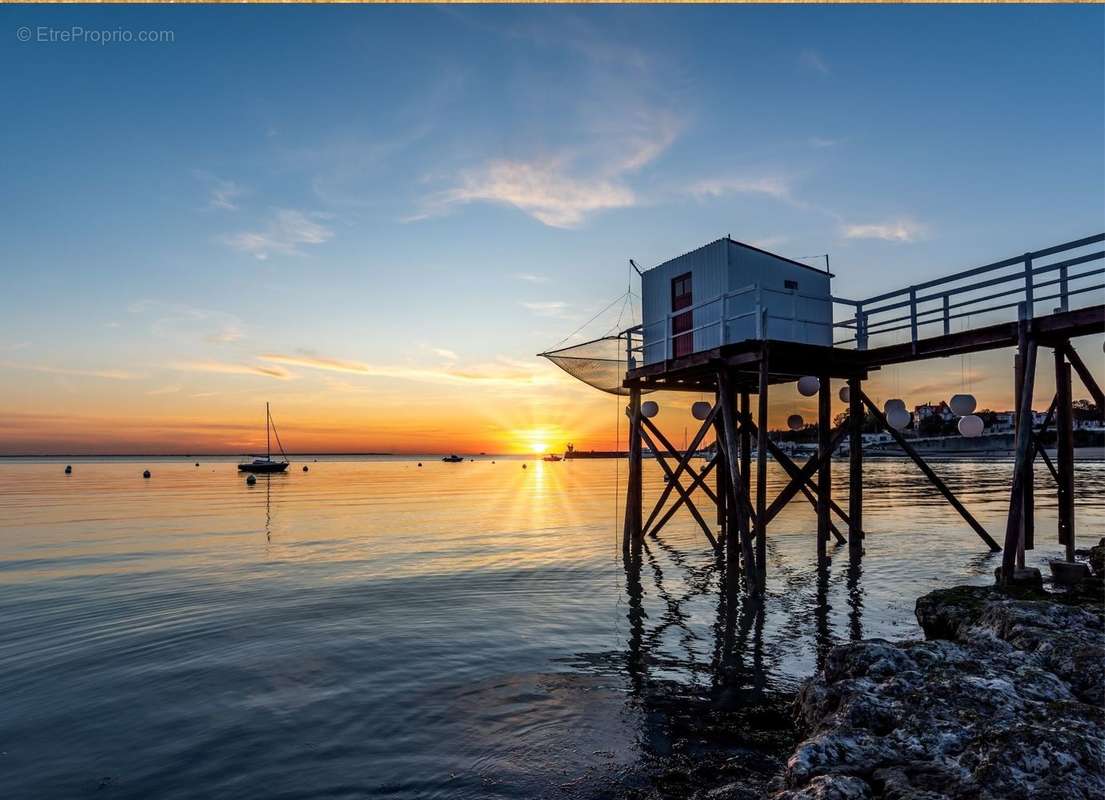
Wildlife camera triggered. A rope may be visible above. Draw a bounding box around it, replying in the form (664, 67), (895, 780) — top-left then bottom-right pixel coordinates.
(547, 291), (632, 351)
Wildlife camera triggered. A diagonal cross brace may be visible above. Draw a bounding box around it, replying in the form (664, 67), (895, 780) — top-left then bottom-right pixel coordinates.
(859, 390), (1000, 552)
(641, 404), (719, 533)
(639, 423), (718, 550)
(763, 424), (849, 526)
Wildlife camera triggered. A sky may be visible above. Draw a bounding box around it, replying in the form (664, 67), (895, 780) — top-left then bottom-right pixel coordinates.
(1, 5), (1103, 455)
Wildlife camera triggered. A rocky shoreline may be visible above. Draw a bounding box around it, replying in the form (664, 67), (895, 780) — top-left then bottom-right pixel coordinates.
(671, 541), (1105, 800)
(768, 583), (1103, 799)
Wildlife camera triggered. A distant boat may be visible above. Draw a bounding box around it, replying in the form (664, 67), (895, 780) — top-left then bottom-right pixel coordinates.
(442, 454), (464, 463)
(238, 403), (290, 473)
(542, 454), (563, 462)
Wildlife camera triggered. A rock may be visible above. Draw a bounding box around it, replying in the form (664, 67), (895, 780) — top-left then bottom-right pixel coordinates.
(1050, 560), (1092, 586)
(991, 566), (1044, 591)
(773, 586), (1104, 800)
(1089, 537), (1105, 576)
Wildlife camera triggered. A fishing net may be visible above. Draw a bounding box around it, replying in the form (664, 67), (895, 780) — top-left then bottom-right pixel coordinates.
(540, 335), (652, 396)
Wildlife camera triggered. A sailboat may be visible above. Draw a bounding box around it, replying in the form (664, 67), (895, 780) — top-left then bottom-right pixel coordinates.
(238, 403), (290, 473)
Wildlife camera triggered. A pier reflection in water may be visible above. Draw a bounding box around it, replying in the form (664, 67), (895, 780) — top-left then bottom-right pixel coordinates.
(0, 455), (1100, 799)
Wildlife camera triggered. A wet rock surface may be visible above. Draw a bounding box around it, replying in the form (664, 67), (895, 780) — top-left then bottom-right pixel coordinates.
(772, 585), (1105, 800)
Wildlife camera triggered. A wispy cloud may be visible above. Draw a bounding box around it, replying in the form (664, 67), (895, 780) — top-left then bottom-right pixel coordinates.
(687, 175), (792, 202)
(210, 179), (244, 210)
(169, 360), (295, 380)
(521, 301), (570, 318)
(513, 272), (549, 284)
(809, 137), (843, 149)
(430, 347), (458, 361)
(129, 300), (246, 346)
(800, 50), (830, 75)
(223, 209), (333, 260)
(0, 341), (31, 352)
(423, 158), (636, 228)
(1, 361), (136, 380)
(413, 24), (683, 229)
(146, 385), (182, 396)
(842, 218), (927, 243)
(195, 171), (246, 211)
(258, 352), (561, 389)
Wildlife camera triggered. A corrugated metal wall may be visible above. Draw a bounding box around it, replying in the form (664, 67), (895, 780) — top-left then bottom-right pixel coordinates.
(641, 240), (728, 364)
(641, 239), (833, 365)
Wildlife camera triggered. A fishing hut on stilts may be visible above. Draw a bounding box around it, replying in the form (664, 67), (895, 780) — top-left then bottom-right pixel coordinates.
(542, 234), (1105, 594)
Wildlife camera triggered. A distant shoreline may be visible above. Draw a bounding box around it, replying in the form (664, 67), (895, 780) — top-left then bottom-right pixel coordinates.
(0, 452), (401, 458)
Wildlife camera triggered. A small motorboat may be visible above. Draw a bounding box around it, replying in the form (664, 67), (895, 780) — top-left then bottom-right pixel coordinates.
(442, 454), (464, 463)
(542, 454), (563, 462)
(238, 403), (291, 474)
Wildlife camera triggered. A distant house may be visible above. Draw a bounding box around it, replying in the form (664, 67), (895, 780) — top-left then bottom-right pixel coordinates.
(914, 401), (956, 422)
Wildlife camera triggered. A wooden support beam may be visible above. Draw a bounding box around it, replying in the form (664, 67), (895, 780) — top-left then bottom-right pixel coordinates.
(741, 416), (848, 543)
(763, 424), (849, 525)
(643, 419), (719, 507)
(859, 390), (1001, 552)
(717, 367), (760, 594)
(1002, 331), (1039, 578)
(623, 388), (643, 549)
(1063, 343), (1104, 413)
(755, 351), (769, 579)
(1014, 351), (1034, 554)
(714, 394), (727, 536)
(739, 392), (751, 499)
(848, 375), (864, 558)
(1032, 396), (1059, 484)
(817, 374), (832, 566)
(640, 405), (719, 534)
(1055, 349), (1075, 557)
(646, 456), (719, 539)
(737, 390), (752, 575)
(639, 423), (718, 550)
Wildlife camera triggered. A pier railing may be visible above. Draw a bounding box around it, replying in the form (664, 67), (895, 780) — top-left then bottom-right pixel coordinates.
(633, 283), (833, 365)
(831, 233), (1105, 349)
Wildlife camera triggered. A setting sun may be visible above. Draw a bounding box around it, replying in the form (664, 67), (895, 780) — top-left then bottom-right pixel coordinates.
(530, 441), (548, 454)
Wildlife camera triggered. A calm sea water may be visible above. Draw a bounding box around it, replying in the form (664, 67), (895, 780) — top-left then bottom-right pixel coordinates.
(1, 455), (1102, 799)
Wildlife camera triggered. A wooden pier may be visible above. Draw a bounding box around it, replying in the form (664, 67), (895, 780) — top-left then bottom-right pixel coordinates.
(616, 235), (1104, 593)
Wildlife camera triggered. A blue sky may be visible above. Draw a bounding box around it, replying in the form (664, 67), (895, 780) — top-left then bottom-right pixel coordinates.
(1, 5), (1102, 453)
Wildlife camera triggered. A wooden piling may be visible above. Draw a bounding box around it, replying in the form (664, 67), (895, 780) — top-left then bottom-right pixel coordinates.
(717, 367), (759, 594)
(1002, 327), (1039, 580)
(817, 374), (832, 566)
(847, 375), (863, 558)
(623, 387), (643, 549)
(755, 352), (769, 580)
(1014, 350), (1034, 559)
(739, 391), (751, 501)
(714, 398), (727, 536)
(1055, 347), (1075, 559)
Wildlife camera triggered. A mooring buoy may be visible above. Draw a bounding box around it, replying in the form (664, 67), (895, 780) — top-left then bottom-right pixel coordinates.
(246, 474), (257, 485)
(195, 462), (200, 467)
(522, 464), (527, 470)
(302, 465), (309, 472)
(417, 462), (422, 467)
(65, 465), (72, 474)
(143, 470), (151, 479)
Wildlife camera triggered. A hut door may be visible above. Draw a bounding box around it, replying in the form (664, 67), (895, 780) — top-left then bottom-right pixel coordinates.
(671, 272), (693, 358)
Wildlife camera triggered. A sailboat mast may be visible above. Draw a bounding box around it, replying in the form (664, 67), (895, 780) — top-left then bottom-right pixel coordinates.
(266, 402), (271, 460)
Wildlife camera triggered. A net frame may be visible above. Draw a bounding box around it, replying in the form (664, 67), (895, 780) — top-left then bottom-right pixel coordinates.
(539, 332), (651, 396)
